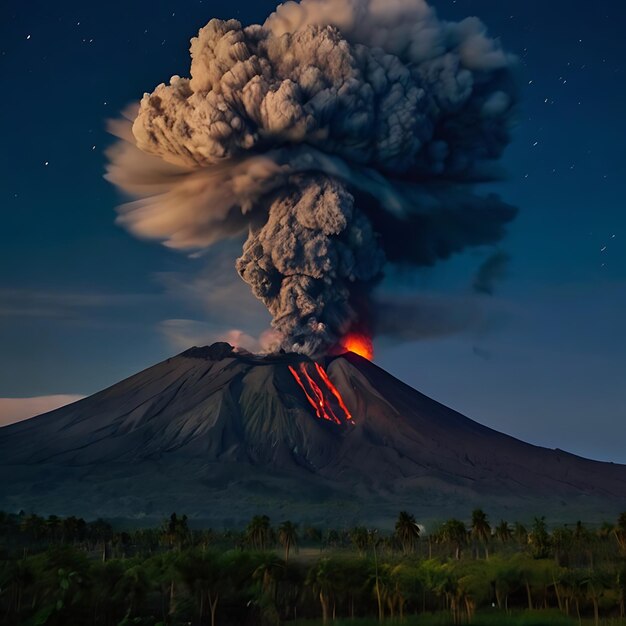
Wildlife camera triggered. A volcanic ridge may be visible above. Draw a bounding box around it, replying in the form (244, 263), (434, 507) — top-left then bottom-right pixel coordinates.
(1, 343), (625, 526)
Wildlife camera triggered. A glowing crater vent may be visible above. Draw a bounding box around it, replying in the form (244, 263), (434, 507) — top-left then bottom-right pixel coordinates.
(288, 362), (354, 425)
(340, 333), (374, 361)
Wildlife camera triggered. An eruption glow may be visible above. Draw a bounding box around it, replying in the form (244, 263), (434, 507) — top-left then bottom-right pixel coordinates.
(107, 0), (519, 357)
(340, 333), (374, 360)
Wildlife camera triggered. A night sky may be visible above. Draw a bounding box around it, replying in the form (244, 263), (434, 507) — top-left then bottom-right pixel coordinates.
(1, 0), (625, 462)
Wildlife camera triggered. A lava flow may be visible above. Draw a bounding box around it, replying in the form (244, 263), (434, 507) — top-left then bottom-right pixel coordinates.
(340, 333), (374, 361)
(288, 362), (353, 425)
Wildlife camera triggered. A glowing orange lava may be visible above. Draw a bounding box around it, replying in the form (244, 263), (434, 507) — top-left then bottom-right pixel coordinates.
(314, 363), (353, 423)
(288, 362), (353, 424)
(341, 333), (373, 360)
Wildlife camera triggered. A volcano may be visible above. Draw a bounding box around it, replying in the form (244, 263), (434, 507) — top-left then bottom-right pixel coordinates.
(1, 344), (625, 526)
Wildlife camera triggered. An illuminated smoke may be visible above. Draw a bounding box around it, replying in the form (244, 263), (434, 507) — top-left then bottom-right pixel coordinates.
(106, 0), (519, 355)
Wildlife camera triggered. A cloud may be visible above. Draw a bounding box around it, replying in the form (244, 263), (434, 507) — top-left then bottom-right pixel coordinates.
(155, 241), (271, 331)
(373, 291), (503, 343)
(0, 395), (85, 428)
(0, 289), (156, 319)
(155, 242), (276, 353)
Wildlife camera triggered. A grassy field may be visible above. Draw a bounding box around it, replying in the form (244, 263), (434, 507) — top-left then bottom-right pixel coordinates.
(293, 611), (626, 626)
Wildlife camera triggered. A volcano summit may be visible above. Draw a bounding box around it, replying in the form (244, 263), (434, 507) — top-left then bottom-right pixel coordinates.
(1, 344), (625, 526)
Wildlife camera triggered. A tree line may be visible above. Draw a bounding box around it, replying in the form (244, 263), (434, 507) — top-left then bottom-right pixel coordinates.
(1, 509), (626, 625)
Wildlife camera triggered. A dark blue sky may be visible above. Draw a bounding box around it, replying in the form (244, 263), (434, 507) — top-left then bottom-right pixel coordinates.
(1, 0), (625, 461)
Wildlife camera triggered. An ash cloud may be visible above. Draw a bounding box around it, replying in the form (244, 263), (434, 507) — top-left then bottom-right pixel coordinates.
(373, 292), (495, 342)
(106, 0), (519, 356)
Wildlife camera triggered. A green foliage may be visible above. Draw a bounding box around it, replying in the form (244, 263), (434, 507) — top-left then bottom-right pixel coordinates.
(529, 516), (551, 559)
(2, 509), (626, 625)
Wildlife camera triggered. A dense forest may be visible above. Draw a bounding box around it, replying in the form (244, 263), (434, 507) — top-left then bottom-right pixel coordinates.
(1, 509), (626, 626)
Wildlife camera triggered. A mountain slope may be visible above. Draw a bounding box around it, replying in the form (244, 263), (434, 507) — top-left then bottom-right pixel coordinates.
(1, 343), (624, 526)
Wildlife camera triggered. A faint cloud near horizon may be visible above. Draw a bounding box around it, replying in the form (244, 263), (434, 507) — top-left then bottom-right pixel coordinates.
(155, 242), (271, 332)
(159, 319), (279, 354)
(0, 288), (157, 319)
(155, 242), (275, 354)
(0, 395), (85, 427)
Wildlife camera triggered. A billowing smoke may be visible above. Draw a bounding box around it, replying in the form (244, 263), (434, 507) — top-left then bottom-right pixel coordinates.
(106, 0), (519, 356)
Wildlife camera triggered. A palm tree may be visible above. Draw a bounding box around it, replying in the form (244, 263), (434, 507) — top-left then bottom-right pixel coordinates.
(495, 520), (512, 544)
(175, 550), (231, 626)
(88, 518), (113, 562)
(117, 563), (151, 621)
(331, 556), (370, 620)
(427, 525), (443, 560)
(571, 520), (596, 567)
(513, 522), (528, 547)
(61, 516), (87, 545)
(369, 529), (384, 622)
(19, 514), (45, 545)
(394, 511), (421, 555)
(490, 557), (521, 611)
(386, 563), (420, 620)
(471, 509), (491, 559)
(253, 552), (285, 623)
(441, 519), (467, 560)
(372, 563), (394, 620)
(45, 514), (61, 542)
(90, 559), (126, 625)
(613, 511), (626, 556)
(304, 526), (323, 550)
(278, 521), (298, 562)
(326, 529), (343, 550)
(598, 521), (614, 540)
(306, 559), (335, 624)
(616, 563), (626, 619)
(582, 569), (610, 626)
(161, 512), (190, 551)
(560, 568), (586, 622)
(246, 515), (272, 551)
(4, 558), (34, 616)
(435, 568), (462, 624)
(551, 527), (573, 567)
(349, 526), (369, 556)
(572, 520), (587, 541)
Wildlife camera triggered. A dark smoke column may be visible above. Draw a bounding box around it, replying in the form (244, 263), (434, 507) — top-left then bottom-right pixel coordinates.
(106, 0), (520, 356)
(237, 174), (383, 354)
